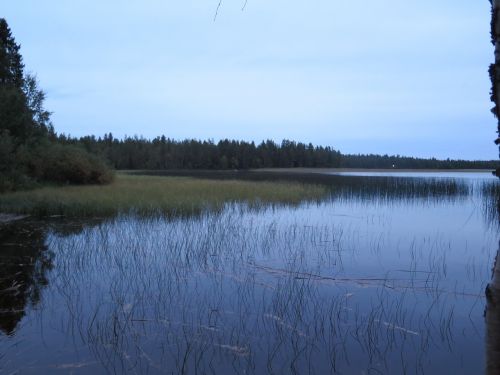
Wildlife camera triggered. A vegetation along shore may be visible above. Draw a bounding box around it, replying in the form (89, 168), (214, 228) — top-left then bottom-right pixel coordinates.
(0, 174), (327, 217)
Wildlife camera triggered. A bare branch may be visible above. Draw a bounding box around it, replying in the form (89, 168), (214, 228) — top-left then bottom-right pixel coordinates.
(214, 0), (222, 21)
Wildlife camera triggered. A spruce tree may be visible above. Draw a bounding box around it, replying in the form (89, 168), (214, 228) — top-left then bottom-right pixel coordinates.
(0, 18), (30, 141)
(0, 18), (24, 88)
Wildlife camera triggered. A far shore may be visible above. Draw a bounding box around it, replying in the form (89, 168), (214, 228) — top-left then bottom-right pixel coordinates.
(254, 168), (496, 174)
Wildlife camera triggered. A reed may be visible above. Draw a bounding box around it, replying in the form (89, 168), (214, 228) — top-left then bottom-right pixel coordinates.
(0, 174), (327, 217)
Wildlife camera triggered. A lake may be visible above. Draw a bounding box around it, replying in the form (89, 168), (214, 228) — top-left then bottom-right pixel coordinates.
(0, 171), (498, 374)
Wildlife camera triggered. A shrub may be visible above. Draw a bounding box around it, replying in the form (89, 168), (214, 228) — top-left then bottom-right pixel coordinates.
(32, 144), (114, 185)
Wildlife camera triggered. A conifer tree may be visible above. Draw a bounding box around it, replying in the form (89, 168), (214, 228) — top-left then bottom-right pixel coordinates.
(0, 18), (31, 141)
(0, 18), (24, 88)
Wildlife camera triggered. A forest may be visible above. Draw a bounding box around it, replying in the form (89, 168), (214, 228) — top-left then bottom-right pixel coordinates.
(57, 133), (498, 171)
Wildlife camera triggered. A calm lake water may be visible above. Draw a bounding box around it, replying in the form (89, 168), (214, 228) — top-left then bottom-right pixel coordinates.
(0, 172), (498, 374)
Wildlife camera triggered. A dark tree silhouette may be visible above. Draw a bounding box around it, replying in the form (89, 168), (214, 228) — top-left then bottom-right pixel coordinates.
(489, 0), (500, 177)
(0, 18), (33, 142)
(0, 19), (23, 87)
(0, 223), (52, 336)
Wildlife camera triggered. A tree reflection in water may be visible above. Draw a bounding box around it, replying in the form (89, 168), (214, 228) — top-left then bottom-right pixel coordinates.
(0, 218), (104, 337)
(0, 222), (53, 336)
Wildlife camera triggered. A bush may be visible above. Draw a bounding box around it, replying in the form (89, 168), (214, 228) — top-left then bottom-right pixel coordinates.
(0, 130), (33, 192)
(1, 137), (114, 192)
(30, 144), (114, 185)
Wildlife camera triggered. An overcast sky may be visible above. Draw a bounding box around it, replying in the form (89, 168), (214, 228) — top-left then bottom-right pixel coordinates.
(3, 0), (497, 159)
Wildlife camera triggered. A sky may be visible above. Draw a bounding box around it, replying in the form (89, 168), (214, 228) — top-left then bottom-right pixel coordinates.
(3, 0), (498, 159)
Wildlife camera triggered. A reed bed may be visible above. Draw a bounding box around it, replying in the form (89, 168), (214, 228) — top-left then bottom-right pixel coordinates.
(0, 174), (327, 217)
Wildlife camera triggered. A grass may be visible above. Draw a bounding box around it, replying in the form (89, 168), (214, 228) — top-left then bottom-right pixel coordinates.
(0, 174), (328, 217)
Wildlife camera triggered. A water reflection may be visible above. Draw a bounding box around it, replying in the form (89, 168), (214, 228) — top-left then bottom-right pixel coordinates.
(0, 219), (108, 337)
(0, 173), (497, 374)
(0, 223), (52, 336)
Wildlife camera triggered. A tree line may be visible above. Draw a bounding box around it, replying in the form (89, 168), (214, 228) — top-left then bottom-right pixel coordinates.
(56, 133), (497, 171)
(339, 153), (497, 170)
(57, 135), (342, 170)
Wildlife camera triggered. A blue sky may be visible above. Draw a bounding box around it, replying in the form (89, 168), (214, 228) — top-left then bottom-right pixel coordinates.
(3, 0), (497, 159)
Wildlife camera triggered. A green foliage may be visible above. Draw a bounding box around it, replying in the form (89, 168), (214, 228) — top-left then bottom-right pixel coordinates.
(23, 73), (54, 137)
(27, 144), (114, 185)
(0, 130), (18, 191)
(0, 86), (33, 141)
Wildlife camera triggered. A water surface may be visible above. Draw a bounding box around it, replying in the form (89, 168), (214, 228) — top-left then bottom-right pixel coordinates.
(0, 172), (498, 374)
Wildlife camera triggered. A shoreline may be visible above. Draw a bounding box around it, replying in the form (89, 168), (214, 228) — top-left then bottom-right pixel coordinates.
(253, 168), (495, 174)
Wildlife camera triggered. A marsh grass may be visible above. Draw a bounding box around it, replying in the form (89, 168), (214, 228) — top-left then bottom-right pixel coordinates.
(0, 174), (328, 217)
(135, 170), (472, 201)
